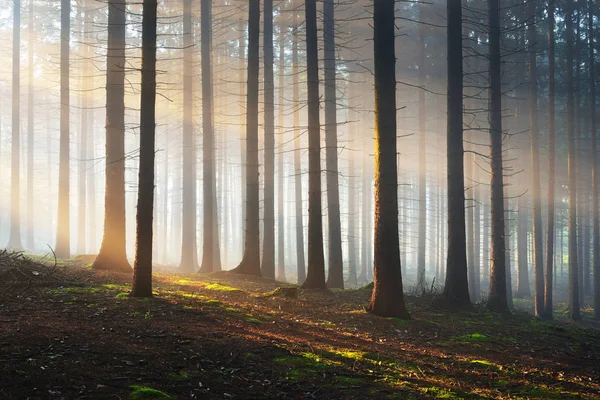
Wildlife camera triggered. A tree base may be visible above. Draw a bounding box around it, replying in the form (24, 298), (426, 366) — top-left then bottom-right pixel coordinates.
(230, 260), (261, 276)
(92, 255), (131, 273)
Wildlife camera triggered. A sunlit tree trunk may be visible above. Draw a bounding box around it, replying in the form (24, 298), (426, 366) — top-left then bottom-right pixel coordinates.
(238, 18), (246, 250)
(293, 0), (306, 284)
(93, 0), (130, 271)
(160, 134), (169, 263)
(231, 0), (261, 276)
(55, 0), (71, 258)
(516, 196), (531, 297)
(443, 0), (470, 308)
(487, 0), (508, 313)
(26, 0), (34, 250)
(180, 0), (198, 272)
(262, 0), (276, 279)
(301, 0), (326, 290)
(8, 0), (23, 251)
(131, 0), (157, 298)
(347, 81), (358, 288)
(367, 0), (409, 318)
(565, 0), (581, 320)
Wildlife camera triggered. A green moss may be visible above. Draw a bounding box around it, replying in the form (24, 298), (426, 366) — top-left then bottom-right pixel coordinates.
(245, 317), (262, 324)
(455, 333), (491, 342)
(388, 317), (406, 327)
(129, 385), (173, 400)
(115, 292), (129, 298)
(205, 299), (221, 305)
(204, 283), (241, 292)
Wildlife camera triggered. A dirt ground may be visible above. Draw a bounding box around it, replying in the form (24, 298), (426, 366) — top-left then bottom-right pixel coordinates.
(0, 257), (599, 399)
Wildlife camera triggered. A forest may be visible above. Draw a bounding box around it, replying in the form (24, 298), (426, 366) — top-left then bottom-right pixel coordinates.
(0, 0), (599, 398)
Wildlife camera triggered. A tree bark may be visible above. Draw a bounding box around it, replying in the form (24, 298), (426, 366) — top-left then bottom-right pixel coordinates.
(300, 0), (326, 290)
(277, 13), (287, 282)
(231, 0), (261, 276)
(367, 0), (409, 318)
(131, 0), (157, 298)
(443, 0), (471, 308)
(590, 0), (600, 318)
(180, 0), (199, 273)
(26, 0), (34, 250)
(93, 0), (131, 272)
(417, 3), (427, 290)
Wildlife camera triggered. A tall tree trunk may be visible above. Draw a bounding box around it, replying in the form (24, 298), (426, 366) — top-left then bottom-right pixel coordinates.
(590, 0), (600, 318)
(347, 81), (358, 288)
(527, 0), (544, 315)
(466, 136), (476, 300)
(277, 15), (286, 282)
(292, 0), (306, 284)
(231, 0), (261, 276)
(180, 0), (198, 272)
(56, 0), (71, 258)
(417, 3), (427, 290)
(368, 0), (409, 318)
(238, 18), (246, 250)
(93, 0), (131, 272)
(443, 0), (470, 308)
(565, 0), (581, 320)
(131, 0), (157, 298)
(301, 0), (326, 290)
(487, 0), (508, 312)
(544, 0), (556, 318)
(161, 136), (169, 263)
(324, 0), (343, 289)
(473, 156), (481, 298)
(359, 125), (370, 285)
(262, 0), (276, 279)
(516, 196), (531, 297)
(9, 0), (22, 251)
(26, 0), (34, 250)
(200, 0), (218, 273)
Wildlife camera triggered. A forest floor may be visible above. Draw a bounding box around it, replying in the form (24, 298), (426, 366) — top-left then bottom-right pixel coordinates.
(0, 256), (599, 400)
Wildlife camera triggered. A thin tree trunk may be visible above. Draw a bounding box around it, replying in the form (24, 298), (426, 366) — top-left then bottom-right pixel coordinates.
(56, 0), (71, 258)
(131, 0), (157, 298)
(231, 0), (261, 276)
(590, 0), (600, 318)
(347, 81), (358, 288)
(180, 0), (198, 272)
(292, 0), (306, 284)
(277, 14), (286, 282)
(417, 3), (427, 290)
(443, 0), (470, 308)
(9, 0), (22, 251)
(301, 0), (326, 290)
(262, 0), (276, 279)
(26, 0), (34, 250)
(93, 0), (131, 272)
(487, 0), (508, 312)
(238, 18), (246, 250)
(367, 0), (409, 318)
(161, 134), (169, 263)
(566, 0), (581, 320)
(516, 196), (531, 297)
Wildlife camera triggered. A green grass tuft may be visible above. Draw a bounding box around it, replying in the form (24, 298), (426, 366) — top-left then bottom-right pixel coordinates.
(129, 385), (173, 400)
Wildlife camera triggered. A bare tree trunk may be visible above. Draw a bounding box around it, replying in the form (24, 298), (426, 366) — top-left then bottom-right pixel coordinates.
(487, 0), (508, 312)
(277, 14), (286, 282)
(565, 0), (581, 320)
(160, 136), (169, 263)
(180, 0), (198, 272)
(8, 0), (23, 251)
(590, 0), (600, 318)
(238, 18), (246, 250)
(443, 0), (470, 308)
(417, 3), (427, 290)
(367, 0), (409, 318)
(231, 0), (261, 276)
(301, 0), (326, 290)
(93, 0), (131, 272)
(26, 0), (34, 250)
(347, 81), (358, 288)
(516, 196), (531, 297)
(132, 0), (157, 298)
(262, 0), (276, 279)
(293, 0), (306, 284)
(56, 0), (71, 258)
(544, 0), (556, 318)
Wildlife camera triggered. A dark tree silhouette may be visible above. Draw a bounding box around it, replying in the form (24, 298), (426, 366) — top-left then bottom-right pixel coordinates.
(131, 0), (157, 298)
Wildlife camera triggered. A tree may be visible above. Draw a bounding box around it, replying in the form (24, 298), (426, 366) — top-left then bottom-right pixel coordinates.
(262, 0), (275, 279)
(324, 0), (344, 289)
(544, 0), (556, 319)
(131, 0), (157, 298)
(487, 0), (508, 313)
(8, 0), (23, 251)
(277, 10), (287, 282)
(93, 0), (131, 272)
(367, 0), (409, 318)
(566, 0), (581, 320)
(26, 0), (34, 250)
(442, 0), (471, 308)
(231, 0), (261, 276)
(180, 0), (199, 273)
(55, 0), (71, 259)
(301, 0), (327, 290)
(417, 2), (427, 290)
(590, 0), (600, 319)
(528, 0), (544, 317)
